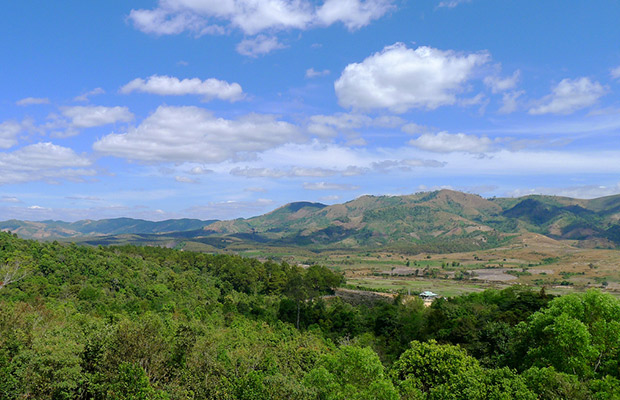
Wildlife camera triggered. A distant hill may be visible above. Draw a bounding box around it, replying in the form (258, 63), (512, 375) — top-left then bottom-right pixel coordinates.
(3, 190), (620, 252)
(0, 217), (218, 239)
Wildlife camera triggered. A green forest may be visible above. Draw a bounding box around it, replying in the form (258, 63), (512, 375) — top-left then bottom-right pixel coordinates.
(1, 231), (620, 399)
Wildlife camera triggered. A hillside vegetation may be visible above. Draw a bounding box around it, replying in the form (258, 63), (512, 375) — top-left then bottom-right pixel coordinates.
(4, 190), (620, 253)
(2, 232), (620, 399)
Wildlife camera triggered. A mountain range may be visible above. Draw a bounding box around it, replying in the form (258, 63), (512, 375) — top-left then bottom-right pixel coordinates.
(3, 190), (620, 252)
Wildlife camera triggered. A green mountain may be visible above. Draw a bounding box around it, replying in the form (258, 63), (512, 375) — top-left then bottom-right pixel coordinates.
(0, 217), (217, 239)
(199, 190), (620, 250)
(3, 189), (620, 251)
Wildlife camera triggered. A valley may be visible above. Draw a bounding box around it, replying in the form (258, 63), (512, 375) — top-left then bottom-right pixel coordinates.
(3, 189), (620, 298)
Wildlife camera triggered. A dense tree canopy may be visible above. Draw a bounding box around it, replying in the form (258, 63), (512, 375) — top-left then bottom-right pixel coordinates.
(1, 231), (619, 398)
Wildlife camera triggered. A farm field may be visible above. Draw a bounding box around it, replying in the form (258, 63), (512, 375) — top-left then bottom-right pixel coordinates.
(251, 232), (620, 298)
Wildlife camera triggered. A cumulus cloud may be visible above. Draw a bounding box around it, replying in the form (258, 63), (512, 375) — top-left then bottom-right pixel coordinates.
(335, 43), (490, 112)
(305, 68), (330, 78)
(16, 97), (50, 106)
(0, 121), (24, 149)
(611, 66), (620, 80)
(484, 70), (520, 93)
(129, 0), (394, 37)
(409, 132), (493, 153)
(120, 75), (243, 101)
(303, 182), (359, 190)
(73, 87), (105, 102)
(529, 77), (607, 115)
(61, 106), (134, 129)
(315, 0), (395, 30)
(0, 142), (95, 185)
(236, 35), (286, 57)
(93, 106), (301, 163)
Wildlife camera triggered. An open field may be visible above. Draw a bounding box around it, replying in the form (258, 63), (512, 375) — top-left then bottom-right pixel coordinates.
(254, 232), (620, 298)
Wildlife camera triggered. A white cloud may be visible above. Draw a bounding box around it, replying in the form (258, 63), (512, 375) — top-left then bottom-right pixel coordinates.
(409, 132), (493, 153)
(335, 43), (490, 112)
(306, 68), (330, 78)
(529, 77), (607, 115)
(459, 93), (486, 108)
(1, 196), (20, 203)
(61, 106), (134, 129)
(16, 97), (50, 106)
(190, 166), (212, 175)
(611, 66), (620, 80)
(120, 75), (243, 101)
(437, 0), (471, 8)
(371, 158), (446, 170)
(128, 7), (223, 36)
(307, 112), (404, 137)
(28, 205), (48, 210)
(315, 0), (395, 30)
(129, 0), (394, 37)
(498, 90), (524, 114)
(401, 123), (432, 135)
(231, 166), (336, 178)
(224, 140), (449, 183)
(484, 70), (520, 93)
(93, 105), (301, 163)
(175, 176), (198, 183)
(0, 142), (95, 185)
(308, 113), (372, 137)
(236, 35), (286, 57)
(508, 183), (620, 199)
(0, 121), (23, 149)
(73, 87), (105, 102)
(303, 182), (360, 190)
(229, 153), (445, 181)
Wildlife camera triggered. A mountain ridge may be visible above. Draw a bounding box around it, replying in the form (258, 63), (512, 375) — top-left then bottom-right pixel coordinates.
(3, 189), (620, 252)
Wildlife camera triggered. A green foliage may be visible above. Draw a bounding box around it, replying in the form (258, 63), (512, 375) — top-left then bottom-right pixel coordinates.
(108, 362), (168, 400)
(522, 367), (590, 400)
(512, 290), (620, 379)
(305, 346), (399, 400)
(1, 231), (618, 399)
(391, 340), (535, 400)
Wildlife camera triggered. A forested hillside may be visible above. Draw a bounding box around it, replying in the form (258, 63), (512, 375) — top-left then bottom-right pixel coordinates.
(2, 231), (620, 399)
(5, 190), (620, 253)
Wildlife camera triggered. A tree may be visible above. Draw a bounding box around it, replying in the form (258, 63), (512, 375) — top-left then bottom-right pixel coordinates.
(392, 340), (535, 400)
(512, 290), (620, 379)
(0, 261), (28, 290)
(304, 346), (399, 400)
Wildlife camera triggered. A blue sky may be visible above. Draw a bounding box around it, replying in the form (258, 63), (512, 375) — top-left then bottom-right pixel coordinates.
(1, 0), (620, 221)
